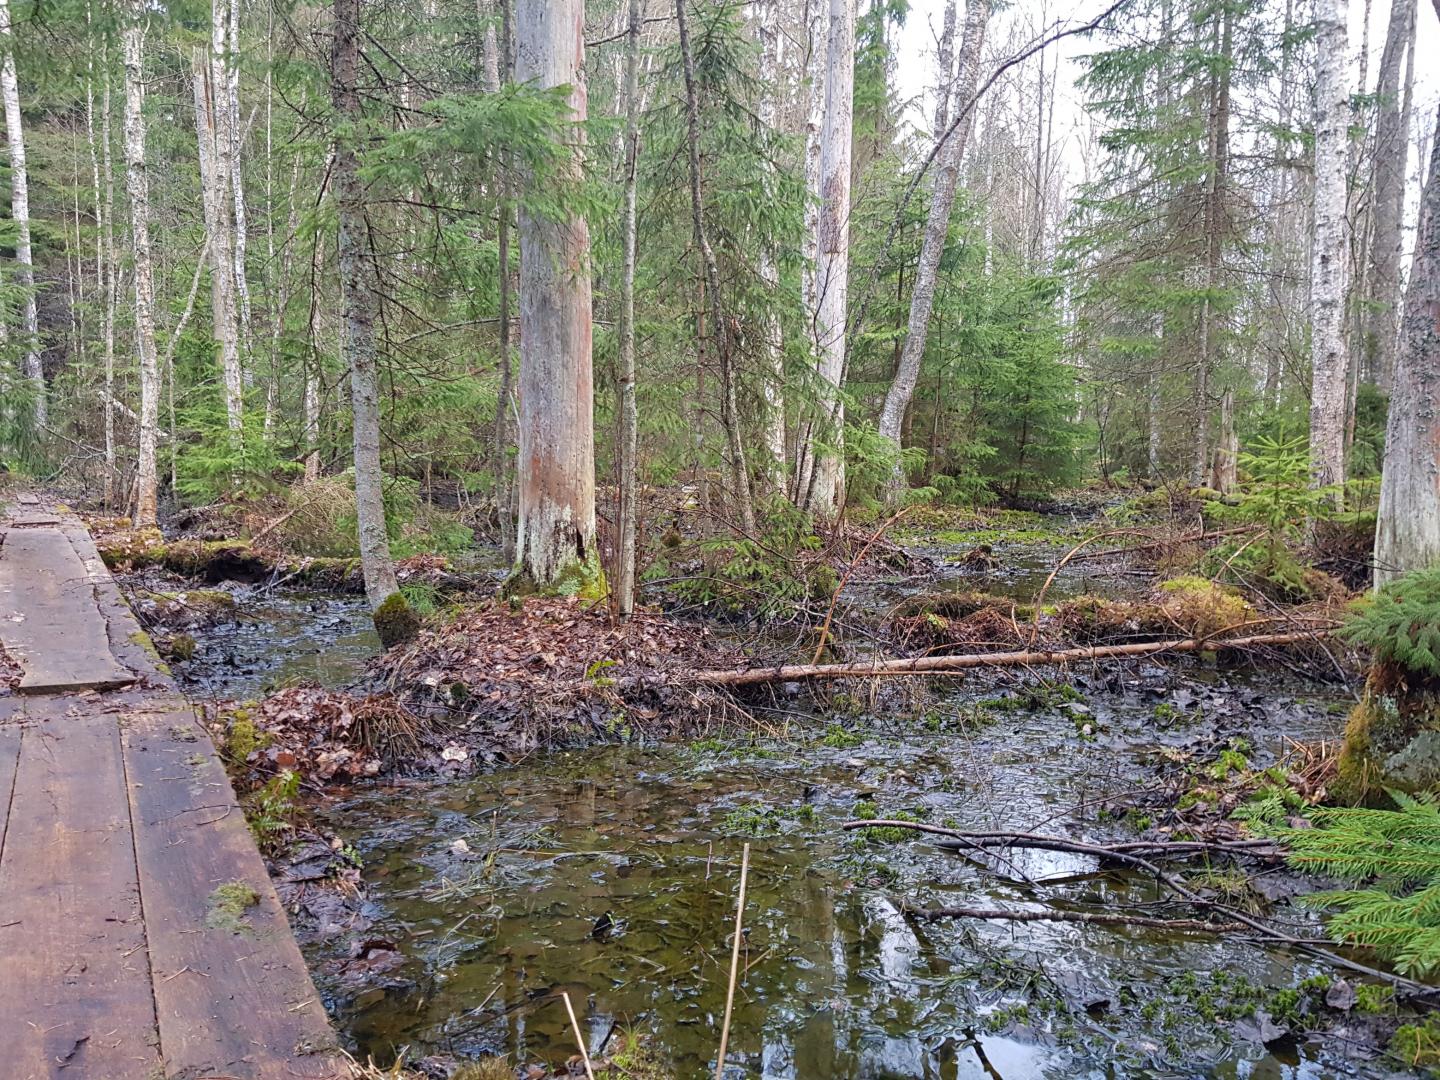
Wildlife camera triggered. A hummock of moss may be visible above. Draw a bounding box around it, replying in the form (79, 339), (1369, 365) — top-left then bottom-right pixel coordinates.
(205, 881), (260, 933)
(373, 592), (421, 649)
(505, 547), (608, 601)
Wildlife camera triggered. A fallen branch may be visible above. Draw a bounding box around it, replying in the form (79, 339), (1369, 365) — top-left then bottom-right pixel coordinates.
(687, 630), (1330, 687)
(1069, 525), (1257, 563)
(905, 905), (1247, 933)
(842, 821), (1440, 1000)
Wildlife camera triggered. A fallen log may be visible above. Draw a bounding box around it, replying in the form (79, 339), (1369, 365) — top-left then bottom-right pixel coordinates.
(687, 629), (1330, 687)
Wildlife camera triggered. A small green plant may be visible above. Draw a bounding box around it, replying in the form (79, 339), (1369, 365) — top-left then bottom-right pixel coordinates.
(245, 770), (301, 853)
(821, 724), (863, 749)
(1339, 567), (1440, 679)
(206, 880), (260, 932)
(718, 801), (816, 836)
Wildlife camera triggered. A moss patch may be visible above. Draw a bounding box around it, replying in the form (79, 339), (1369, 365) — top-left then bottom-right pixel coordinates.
(373, 592), (421, 650)
(205, 881), (260, 933)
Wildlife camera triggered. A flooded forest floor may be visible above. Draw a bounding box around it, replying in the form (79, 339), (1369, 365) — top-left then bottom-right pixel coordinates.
(92, 491), (1434, 1080)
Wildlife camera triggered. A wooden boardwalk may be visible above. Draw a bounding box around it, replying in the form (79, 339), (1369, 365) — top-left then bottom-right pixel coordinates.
(0, 496), (344, 1079)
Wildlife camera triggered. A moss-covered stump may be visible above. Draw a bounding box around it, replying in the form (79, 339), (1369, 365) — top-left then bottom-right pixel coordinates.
(1333, 568), (1440, 804)
(96, 529), (366, 590)
(373, 593), (421, 649)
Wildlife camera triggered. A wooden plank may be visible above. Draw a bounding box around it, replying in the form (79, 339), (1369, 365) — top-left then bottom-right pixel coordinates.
(0, 725), (20, 854)
(122, 707), (343, 1080)
(0, 716), (161, 1080)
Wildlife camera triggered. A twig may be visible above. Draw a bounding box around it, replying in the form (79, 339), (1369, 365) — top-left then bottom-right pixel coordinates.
(715, 842), (750, 1080)
(811, 506), (910, 664)
(905, 905), (1248, 933)
(561, 991), (595, 1080)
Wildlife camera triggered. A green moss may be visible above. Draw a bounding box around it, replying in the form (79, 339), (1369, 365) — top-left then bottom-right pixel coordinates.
(821, 724), (864, 749)
(506, 548), (609, 601)
(205, 881), (260, 933)
(373, 592), (421, 649)
(450, 1059), (514, 1080)
(166, 632), (197, 662)
(224, 711), (273, 763)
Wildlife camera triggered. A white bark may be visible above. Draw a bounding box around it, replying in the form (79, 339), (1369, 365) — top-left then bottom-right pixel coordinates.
(512, 0), (600, 589)
(875, 0), (989, 501)
(223, 0), (252, 350)
(193, 48), (244, 436)
(0, 0), (43, 426)
(86, 16), (119, 505)
(122, 3), (160, 527)
(1374, 101), (1440, 585)
(617, 0), (641, 618)
(755, 0), (786, 470)
(1308, 0), (1351, 498)
(332, 0), (399, 609)
(803, 0), (854, 514)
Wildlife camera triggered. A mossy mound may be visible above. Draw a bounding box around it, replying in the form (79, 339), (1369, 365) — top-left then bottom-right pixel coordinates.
(97, 528), (366, 590)
(373, 592), (421, 649)
(1053, 579), (1253, 645)
(134, 588), (237, 629)
(1201, 537), (1341, 604)
(893, 590), (1027, 621)
(1156, 576), (1254, 637)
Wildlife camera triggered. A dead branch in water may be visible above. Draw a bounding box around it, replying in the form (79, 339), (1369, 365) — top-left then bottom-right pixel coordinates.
(841, 820), (1440, 1000)
(686, 629), (1333, 687)
(905, 905), (1248, 933)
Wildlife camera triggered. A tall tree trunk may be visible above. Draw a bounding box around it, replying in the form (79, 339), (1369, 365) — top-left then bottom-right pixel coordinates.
(86, 17), (119, 506)
(122, 1), (160, 527)
(332, 0), (399, 610)
(511, 0), (601, 591)
(489, 0), (517, 560)
(1192, 2), (1231, 487)
(0, 0), (43, 427)
(1364, 0), (1416, 393)
(193, 48), (244, 436)
(616, 0), (641, 618)
(875, 0), (989, 504)
(221, 0), (252, 354)
(1374, 99), (1440, 584)
(802, 0), (855, 515)
(1308, 0), (1351, 499)
(755, 0), (786, 473)
(676, 0), (756, 536)
(793, 0), (826, 505)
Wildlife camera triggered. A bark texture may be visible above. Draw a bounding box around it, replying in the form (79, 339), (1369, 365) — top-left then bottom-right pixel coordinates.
(616, 0), (641, 618)
(122, 3), (160, 527)
(1364, 0), (1416, 391)
(1374, 101), (1440, 585)
(1308, 0), (1350, 497)
(332, 0), (399, 609)
(512, 0), (601, 592)
(0, 0), (43, 426)
(802, 0), (855, 514)
(875, 0), (990, 502)
(755, 0), (786, 471)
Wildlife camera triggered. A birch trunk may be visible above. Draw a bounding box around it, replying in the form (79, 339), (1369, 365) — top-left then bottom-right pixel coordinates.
(1364, 0), (1415, 392)
(122, 3), (160, 527)
(875, 0), (989, 504)
(803, 0), (854, 515)
(0, 0), (43, 427)
(86, 21), (119, 505)
(332, 0), (399, 609)
(488, 0), (517, 561)
(1374, 100), (1440, 585)
(1308, 0), (1351, 499)
(616, 0), (641, 618)
(193, 48), (244, 436)
(512, 0), (601, 592)
(222, 0), (252, 351)
(755, 0), (786, 471)
(793, 0), (825, 503)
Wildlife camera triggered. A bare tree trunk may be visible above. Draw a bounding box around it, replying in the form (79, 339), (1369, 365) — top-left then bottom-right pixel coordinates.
(332, 0), (399, 609)
(615, 0), (642, 619)
(1211, 387), (1238, 493)
(1374, 99), (1440, 585)
(122, 1), (160, 527)
(85, 18), (119, 506)
(1308, 0), (1351, 499)
(1365, 0), (1415, 393)
(222, 0), (252, 354)
(193, 48), (244, 437)
(489, 0), (517, 561)
(875, 0), (989, 504)
(0, 0), (43, 427)
(512, 0), (601, 592)
(1192, 2), (1231, 488)
(676, 0), (756, 536)
(755, 0), (786, 473)
(803, 0), (855, 515)
(792, 0), (826, 504)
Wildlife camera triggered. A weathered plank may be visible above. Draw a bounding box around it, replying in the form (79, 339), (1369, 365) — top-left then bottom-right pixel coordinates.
(0, 715), (161, 1080)
(0, 725), (20, 852)
(0, 526), (136, 693)
(123, 706), (343, 1079)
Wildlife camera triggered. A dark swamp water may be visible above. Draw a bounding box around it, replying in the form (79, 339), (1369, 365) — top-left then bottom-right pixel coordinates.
(158, 535), (1425, 1080)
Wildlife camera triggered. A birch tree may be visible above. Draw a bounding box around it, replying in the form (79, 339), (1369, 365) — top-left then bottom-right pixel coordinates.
(798, 0), (854, 515)
(875, 0), (990, 503)
(511, 0), (601, 592)
(755, 0), (786, 470)
(122, 0), (160, 527)
(1374, 99), (1440, 584)
(332, 0), (400, 611)
(616, 0), (641, 618)
(1307, 0), (1350, 498)
(193, 47), (244, 435)
(0, 0), (43, 427)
